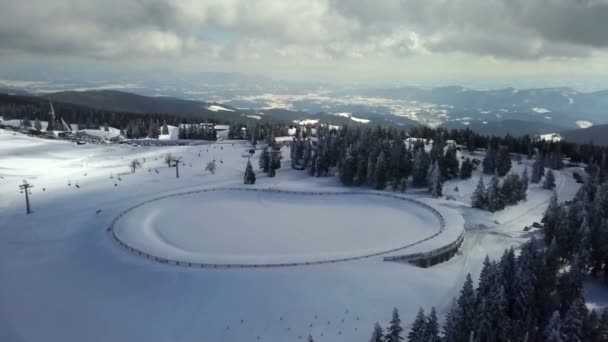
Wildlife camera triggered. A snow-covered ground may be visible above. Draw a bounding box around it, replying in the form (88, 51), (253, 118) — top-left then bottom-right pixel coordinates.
(207, 104), (235, 112)
(0, 129), (581, 342)
(576, 120), (593, 129)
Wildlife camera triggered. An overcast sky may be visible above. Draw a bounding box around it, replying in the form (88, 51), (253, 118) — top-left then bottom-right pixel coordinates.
(1, 0), (608, 85)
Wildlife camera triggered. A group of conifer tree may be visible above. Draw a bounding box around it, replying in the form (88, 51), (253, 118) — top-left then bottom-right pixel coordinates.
(367, 155), (608, 342)
(289, 126), (466, 198)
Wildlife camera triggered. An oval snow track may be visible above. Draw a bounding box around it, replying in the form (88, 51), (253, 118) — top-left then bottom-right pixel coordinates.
(110, 188), (447, 267)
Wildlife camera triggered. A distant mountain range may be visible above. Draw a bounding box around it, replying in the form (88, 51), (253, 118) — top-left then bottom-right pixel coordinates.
(1, 75), (608, 142)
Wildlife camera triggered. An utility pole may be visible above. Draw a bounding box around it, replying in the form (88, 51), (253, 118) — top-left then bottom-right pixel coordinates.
(19, 180), (33, 214)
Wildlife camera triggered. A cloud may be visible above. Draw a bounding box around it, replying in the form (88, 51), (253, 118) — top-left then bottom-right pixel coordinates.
(0, 0), (607, 79)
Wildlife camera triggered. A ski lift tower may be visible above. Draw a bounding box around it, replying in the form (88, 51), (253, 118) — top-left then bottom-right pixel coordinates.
(19, 180), (34, 214)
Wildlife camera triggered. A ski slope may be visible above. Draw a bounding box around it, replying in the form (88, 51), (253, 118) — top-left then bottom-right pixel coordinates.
(0, 128), (581, 342)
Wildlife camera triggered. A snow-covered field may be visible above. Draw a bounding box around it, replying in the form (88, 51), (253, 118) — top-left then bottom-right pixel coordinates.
(0, 128), (582, 342)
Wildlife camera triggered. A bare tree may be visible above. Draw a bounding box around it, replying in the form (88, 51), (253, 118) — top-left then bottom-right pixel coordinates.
(164, 153), (174, 167)
(130, 159), (142, 173)
(205, 160), (216, 175)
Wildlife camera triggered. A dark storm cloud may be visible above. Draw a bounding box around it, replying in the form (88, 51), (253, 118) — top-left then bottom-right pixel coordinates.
(331, 0), (608, 59)
(0, 0), (607, 61)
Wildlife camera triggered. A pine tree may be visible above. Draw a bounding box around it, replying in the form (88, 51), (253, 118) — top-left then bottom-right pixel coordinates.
(496, 147), (512, 177)
(442, 300), (459, 342)
(34, 118), (42, 131)
(374, 151), (388, 190)
(544, 169), (556, 189)
(386, 308), (404, 342)
(162, 121), (169, 135)
(427, 161), (442, 198)
(408, 308), (427, 342)
(340, 150), (356, 186)
(454, 274), (476, 341)
(562, 304), (584, 342)
(426, 307), (440, 342)
(500, 173), (517, 205)
(366, 152), (377, 187)
(482, 146), (496, 174)
(370, 322), (384, 342)
(511, 240), (538, 339)
(545, 311), (565, 342)
(487, 175), (505, 212)
(531, 152), (545, 183)
(459, 158), (473, 179)
(471, 177), (487, 209)
(474, 298), (493, 342)
(259, 146), (270, 173)
(412, 148), (430, 188)
(443, 145), (460, 179)
(519, 167), (529, 200)
(243, 160), (256, 184)
(542, 193), (561, 243)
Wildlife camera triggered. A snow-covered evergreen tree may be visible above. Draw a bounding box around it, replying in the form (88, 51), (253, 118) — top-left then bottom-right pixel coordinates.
(482, 146), (496, 174)
(471, 177), (487, 209)
(561, 303), (584, 342)
(487, 175), (505, 212)
(412, 148), (430, 188)
(259, 146), (269, 172)
(426, 307), (440, 342)
(243, 160), (256, 184)
(542, 192), (561, 243)
(374, 151), (388, 190)
(369, 322), (384, 342)
(427, 161), (442, 198)
(454, 274), (476, 341)
(544, 169), (556, 189)
(386, 308), (404, 342)
(544, 311), (565, 342)
(496, 147), (512, 177)
(442, 300), (459, 342)
(531, 152), (545, 183)
(408, 308), (427, 342)
(443, 145), (460, 179)
(340, 149), (356, 186)
(459, 158), (474, 179)
(366, 152), (377, 186)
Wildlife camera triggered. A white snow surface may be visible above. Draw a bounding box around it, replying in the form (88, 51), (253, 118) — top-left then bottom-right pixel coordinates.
(537, 133), (564, 142)
(114, 190), (442, 265)
(293, 119), (319, 125)
(0, 129), (582, 342)
(576, 120), (593, 128)
(207, 104), (234, 112)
